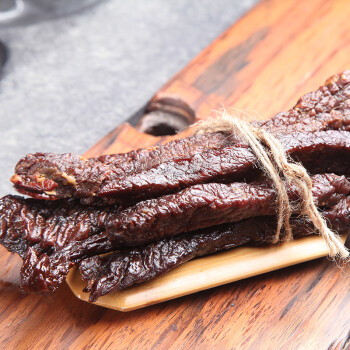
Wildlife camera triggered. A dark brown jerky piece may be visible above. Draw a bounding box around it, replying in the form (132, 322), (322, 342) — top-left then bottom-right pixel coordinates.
(12, 132), (235, 200)
(81, 220), (264, 301)
(105, 173), (350, 246)
(254, 71), (350, 134)
(0, 195), (115, 259)
(14, 173), (350, 294)
(11, 72), (350, 202)
(20, 234), (113, 293)
(13, 130), (350, 205)
(98, 131), (350, 202)
(81, 198), (350, 301)
(1, 173), (348, 260)
(0, 194), (115, 292)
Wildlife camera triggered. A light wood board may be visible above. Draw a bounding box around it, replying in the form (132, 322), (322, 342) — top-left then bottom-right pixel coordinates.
(67, 234), (348, 311)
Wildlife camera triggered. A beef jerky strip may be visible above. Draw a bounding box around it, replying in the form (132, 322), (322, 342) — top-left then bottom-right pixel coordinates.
(12, 132), (237, 201)
(98, 130), (350, 202)
(81, 198), (350, 302)
(254, 71), (350, 135)
(16, 173), (350, 293)
(1, 173), (348, 259)
(1, 173), (348, 260)
(105, 173), (350, 246)
(4, 129), (350, 259)
(13, 129), (350, 205)
(11, 71), (350, 202)
(20, 234), (113, 293)
(0, 195), (115, 259)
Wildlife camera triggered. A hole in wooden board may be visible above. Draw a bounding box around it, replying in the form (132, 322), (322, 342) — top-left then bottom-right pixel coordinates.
(136, 97), (196, 136)
(136, 110), (191, 136)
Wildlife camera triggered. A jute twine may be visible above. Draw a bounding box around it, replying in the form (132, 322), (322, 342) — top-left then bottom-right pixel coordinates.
(195, 111), (349, 260)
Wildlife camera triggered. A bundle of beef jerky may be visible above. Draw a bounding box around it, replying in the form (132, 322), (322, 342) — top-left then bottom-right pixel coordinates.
(1, 72), (350, 302)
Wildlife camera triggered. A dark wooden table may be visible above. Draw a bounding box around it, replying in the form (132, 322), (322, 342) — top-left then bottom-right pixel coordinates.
(2, 0), (350, 348)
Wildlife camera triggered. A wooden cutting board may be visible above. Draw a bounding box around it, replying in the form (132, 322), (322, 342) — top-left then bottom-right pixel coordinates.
(2, 0), (350, 348)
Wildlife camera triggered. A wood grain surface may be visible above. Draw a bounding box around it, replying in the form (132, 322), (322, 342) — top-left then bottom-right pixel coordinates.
(2, 0), (350, 348)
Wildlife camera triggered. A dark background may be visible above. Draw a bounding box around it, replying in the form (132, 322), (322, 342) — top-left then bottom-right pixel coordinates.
(0, 0), (258, 196)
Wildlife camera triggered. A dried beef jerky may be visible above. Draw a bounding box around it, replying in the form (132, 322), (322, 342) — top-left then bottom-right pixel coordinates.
(13, 173), (350, 294)
(11, 72), (350, 202)
(98, 131), (350, 202)
(254, 71), (350, 135)
(2, 71), (350, 301)
(12, 130), (350, 205)
(81, 198), (350, 301)
(3, 173), (348, 262)
(0, 195), (114, 259)
(104, 173), (350, 246)
(12, 132), (236, 201)
(20, 233), (113, 293)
